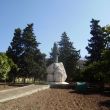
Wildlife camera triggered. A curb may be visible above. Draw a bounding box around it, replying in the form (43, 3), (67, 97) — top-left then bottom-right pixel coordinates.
(0, 84), (34, 93)
(0, 85), (50, 103)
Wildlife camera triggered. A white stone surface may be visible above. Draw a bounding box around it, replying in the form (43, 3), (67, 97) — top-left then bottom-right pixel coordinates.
(47, 62), (67, 82)
(48, 82), (69, 85)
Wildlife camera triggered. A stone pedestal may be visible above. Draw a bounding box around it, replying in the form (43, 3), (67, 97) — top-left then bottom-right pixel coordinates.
(47, 62), (68, 84)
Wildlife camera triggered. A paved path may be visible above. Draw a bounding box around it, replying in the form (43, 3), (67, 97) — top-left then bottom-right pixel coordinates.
(0, 84), (50, 103)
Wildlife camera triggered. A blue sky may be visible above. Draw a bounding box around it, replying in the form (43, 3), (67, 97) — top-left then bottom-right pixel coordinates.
(1, 0), (110, 58)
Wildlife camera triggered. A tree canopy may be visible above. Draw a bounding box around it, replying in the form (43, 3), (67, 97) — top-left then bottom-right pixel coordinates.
(6, 24), (46, 83)
(0, 53), (16, 81)
(58, 32), (80, 81)
(85, 19), (105, 65)
(82, 19), (110, 83)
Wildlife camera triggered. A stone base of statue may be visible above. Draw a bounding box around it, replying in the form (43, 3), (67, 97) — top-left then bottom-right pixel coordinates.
(48, 82), (69, 84)
(47, 62), (69, 87)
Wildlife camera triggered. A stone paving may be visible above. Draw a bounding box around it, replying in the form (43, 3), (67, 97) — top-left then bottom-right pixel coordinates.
(0, 84), (50, 103)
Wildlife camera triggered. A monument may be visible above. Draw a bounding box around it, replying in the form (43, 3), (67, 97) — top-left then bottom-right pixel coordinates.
(47, 42), (68, 84)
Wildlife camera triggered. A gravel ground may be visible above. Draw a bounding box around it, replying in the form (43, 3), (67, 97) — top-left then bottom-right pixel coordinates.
(0, 88), (110, 110)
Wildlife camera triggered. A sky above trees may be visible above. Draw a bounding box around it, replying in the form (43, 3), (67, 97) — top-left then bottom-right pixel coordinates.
(1, 0), (110, 58)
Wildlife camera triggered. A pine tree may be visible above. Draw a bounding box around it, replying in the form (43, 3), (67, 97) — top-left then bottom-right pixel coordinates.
(49, 42), (59, 63)
(85, 19), (105, 65)
(58, 32), (80, 81)
(6, 28), (22, 81)
(7, 28), (22, 64)
(7, 24), (46, 83)
(21, 24), (46, 83)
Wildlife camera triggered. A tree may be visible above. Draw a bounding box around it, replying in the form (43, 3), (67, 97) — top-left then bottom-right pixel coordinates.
(6, 28), (22, 80)
(7, 28), (23, 64)
(100, 25), (110, 82)
(101, 50), (110, 82)
(21, 24), (46, 83)
(85, 19), (105, 65)
(0, 53), (17, 83)
(58, 32), (80, 81)
(104, 25), (110, 49)
(83, 21), (110, 83)
(7, 24), (46, 83)
(49, 42), (59, 64)
(82, 50), (110, 84)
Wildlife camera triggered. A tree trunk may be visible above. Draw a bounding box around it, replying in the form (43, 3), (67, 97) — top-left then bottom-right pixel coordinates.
(12, 76), (15, 84)
(34, 77), (36, 84)
(23, 77), (26, 84)
(4, 79), (6, 88)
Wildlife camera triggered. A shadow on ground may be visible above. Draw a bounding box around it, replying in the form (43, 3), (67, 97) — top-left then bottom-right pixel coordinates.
(69, 87), (110, 110)
(99, 100), (110, 108)
(69, 87), (110, 97)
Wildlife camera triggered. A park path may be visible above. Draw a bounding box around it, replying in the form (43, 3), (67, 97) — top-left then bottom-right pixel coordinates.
(0, 84), (50, 103)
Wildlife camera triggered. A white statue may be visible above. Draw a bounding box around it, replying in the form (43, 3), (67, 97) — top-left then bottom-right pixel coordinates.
(47, 62), (67, 82)
(47, 42), (68, 84)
